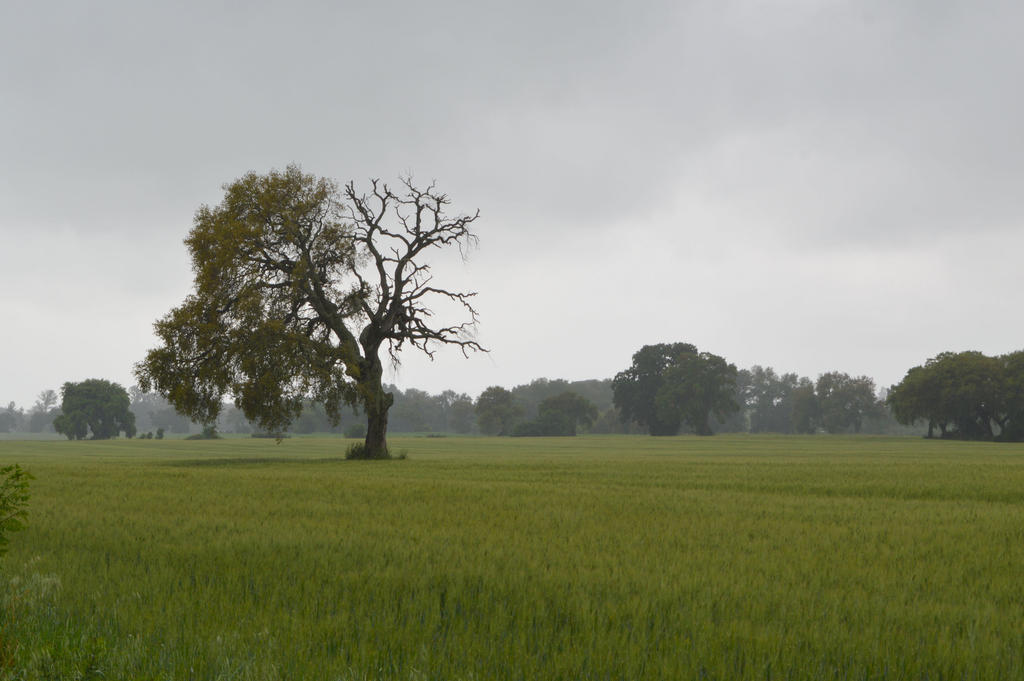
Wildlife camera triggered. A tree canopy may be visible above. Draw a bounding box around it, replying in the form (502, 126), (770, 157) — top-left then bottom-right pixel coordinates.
(887, 350), (1019, 440)
(53, 379), (136, 440)
(136, 166), (483, 458)
(815, 372), (880, 434)
(612, 343), (738, 436)
(741, 366), (802, 434)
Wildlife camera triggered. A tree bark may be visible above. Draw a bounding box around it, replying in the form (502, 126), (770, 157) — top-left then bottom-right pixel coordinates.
(358, 358), (394, 458)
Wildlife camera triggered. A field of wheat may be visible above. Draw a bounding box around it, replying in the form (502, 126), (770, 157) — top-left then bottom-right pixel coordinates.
(1, 435), (1023, 680)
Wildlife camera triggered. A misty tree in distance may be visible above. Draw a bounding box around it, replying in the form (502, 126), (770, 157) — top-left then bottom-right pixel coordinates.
(136, 165), (483, 458)
(815, 372), (880, 434)
(511, 392), (598, 437)
(475, 386), (521, 436)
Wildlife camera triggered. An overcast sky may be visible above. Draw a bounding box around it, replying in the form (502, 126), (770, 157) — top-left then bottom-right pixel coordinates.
(2, 0), (1023, 409)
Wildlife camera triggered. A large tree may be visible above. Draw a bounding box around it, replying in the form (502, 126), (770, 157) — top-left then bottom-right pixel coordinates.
(136, 166), (483, 458)
(612, 343), (738, 436)
(53, 379), (136, 440)
(888, 351), (1006, 440)
(612, 343), (696, 435)
(654, 350), (739, 436)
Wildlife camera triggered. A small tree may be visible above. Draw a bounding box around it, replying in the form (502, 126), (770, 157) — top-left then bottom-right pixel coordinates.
(888, 351), (1006, 440)
(53, 379), (137, 440)
(137, 166), (483, 459)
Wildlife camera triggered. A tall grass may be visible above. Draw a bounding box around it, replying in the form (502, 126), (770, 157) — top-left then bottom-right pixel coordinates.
(1, 435), (1023, 679)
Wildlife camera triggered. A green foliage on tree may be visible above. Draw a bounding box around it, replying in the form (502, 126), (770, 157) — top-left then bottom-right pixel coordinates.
(998, 351), (1024, 441)
(815, 372), (881, 434)
(612, 343), (696, 435)
(511, 392), (598, 436)
(505, 378), (614, 425)
(789, 380), (820, 434)
(656, 351), (739, 436)
(0, 464), (31, 558)
(613, 343), (738, 436)
(135, 166), (483, 459)
(446, 393), (477, 434)
(740, 366), (803, 433)
(53, 379), (136, 440)
(888, 350), (1020, 440)
(475, 386), (522, 436)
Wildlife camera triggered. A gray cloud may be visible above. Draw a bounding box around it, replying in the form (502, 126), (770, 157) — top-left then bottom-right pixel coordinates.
(3, 0), (1023, 407)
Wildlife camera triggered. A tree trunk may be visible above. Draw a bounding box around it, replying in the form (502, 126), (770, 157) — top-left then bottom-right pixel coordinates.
(358, 358), (394, 459)
(364, 398), (390, 458)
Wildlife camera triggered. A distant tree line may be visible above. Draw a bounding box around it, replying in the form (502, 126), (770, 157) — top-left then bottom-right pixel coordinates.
(0, 366), (907, 439)
(474, 378), (620, 437)
(0, 390), (60, 434)
(605, 342), (905, 437)
(734, 366), (890, 436)
(10, 345), (1022, 441)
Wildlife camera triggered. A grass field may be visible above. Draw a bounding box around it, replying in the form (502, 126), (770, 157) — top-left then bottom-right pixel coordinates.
(2, 435), (1024, 680)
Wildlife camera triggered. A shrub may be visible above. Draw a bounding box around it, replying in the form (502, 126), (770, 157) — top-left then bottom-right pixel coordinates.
(345, 443), (369, 459)
(0, 465), (32, 558)
(344, 443), (404, 460)
(185, 426), (220, 440)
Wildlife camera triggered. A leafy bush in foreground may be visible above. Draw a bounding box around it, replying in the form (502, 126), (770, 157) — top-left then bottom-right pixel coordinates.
(0, 465), (31, 558)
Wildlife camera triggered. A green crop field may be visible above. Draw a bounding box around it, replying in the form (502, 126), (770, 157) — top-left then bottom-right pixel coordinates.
(2, 435), (1024, 680)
